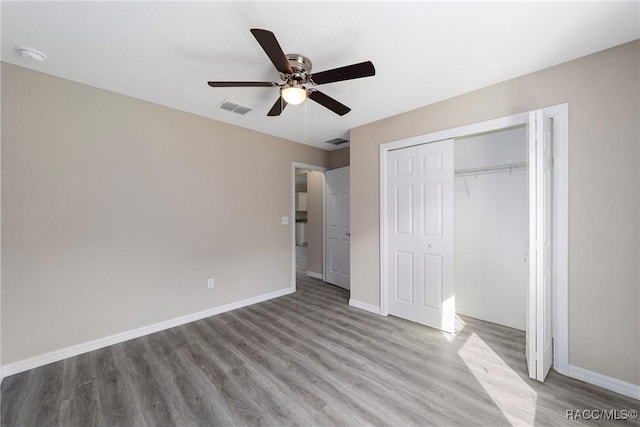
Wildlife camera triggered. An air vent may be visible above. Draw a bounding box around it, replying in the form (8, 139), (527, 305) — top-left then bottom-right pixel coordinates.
(325, 138), (349, 146)
(218, 100), (252, 115)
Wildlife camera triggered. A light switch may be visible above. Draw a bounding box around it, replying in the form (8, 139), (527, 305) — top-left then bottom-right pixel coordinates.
(281, 216), (289, 225)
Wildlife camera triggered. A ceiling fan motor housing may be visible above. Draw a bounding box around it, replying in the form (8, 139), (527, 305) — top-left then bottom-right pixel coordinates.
(284, 54), (312, 81)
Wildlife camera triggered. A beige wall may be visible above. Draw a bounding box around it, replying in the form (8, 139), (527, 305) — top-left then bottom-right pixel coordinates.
(329, 147), (350, 169)
(306, 171), (324, 275)
(351, 41), (639, 385)
(1, 63), (329, 364)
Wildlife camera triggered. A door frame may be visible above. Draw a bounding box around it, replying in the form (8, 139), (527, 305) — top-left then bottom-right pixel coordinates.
(379, 104), (569, 375)
(291, 162), (328, 291)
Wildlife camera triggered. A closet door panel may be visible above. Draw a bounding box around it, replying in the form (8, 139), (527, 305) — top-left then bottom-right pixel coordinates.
(386, 140), (454, 332)
(387, 147), (419, 321)
(422, 182), (443, 237)
(421, 254), (443, 310)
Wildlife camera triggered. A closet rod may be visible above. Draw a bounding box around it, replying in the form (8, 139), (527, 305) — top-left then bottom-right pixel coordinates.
(454, 161), (527, 177)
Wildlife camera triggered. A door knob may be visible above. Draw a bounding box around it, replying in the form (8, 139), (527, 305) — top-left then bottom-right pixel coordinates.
(346, 233), (351, 236)
(427, 243), (433, 248)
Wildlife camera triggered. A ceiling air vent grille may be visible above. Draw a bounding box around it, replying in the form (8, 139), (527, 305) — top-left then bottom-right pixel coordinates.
(325, 138), (349, 146)
(218, 100), (252, 115)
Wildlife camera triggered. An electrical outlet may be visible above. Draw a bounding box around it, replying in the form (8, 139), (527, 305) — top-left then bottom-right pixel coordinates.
(207, 278), (214, 289)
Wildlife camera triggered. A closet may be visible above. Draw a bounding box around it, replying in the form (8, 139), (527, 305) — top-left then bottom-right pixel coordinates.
(385, 125), (528, 333)
(383, 106), (564, 381)
(454, 126), (527, 331)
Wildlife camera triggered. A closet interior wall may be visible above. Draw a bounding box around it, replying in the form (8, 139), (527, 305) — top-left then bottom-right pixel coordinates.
(454, 126), (527, 330)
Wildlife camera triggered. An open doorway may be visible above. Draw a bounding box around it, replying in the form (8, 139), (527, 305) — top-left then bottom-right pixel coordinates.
(294, 169), (309, 274)
(291, 163), (327, 291)
(294, 168), (325, 279)
(454, 126), (527, 331)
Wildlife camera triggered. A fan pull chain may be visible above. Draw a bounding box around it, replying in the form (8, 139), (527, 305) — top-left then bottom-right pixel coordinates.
(304, 100), (308, 142)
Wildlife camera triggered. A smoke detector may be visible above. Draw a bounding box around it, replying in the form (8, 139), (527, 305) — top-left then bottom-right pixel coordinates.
(16, 46), (47, 63)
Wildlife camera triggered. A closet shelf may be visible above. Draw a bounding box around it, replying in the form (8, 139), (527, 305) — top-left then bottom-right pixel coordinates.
(455, 161), (527, 177)
(455, 162), (527, 199)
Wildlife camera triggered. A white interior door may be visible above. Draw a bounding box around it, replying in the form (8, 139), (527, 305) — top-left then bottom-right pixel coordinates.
(527, 109), (553, 381)
(386, 139), (455, 333)
(325, 166), (350, 289)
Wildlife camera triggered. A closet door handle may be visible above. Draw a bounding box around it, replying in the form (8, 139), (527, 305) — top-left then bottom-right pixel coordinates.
(346, 233), (351, 236)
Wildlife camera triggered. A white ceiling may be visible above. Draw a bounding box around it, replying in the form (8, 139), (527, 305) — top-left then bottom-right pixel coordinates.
(2, 1), (638, 151)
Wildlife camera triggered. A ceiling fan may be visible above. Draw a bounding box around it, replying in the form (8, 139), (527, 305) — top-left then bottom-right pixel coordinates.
(207, 29), (375, 116)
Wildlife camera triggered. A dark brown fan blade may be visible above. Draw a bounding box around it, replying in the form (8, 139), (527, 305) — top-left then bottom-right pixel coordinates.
(267, 97), (288, 116)
(310, 61), (375, 85)
(250, 29), (293, 75)
(207, 81), (278, 87)
(308, 90), (351, 116)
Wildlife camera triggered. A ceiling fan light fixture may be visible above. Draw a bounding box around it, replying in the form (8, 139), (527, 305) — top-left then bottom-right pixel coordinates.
(281, 84), (307, 105)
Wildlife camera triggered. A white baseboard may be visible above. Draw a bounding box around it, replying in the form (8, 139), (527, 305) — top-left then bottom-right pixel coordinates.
(349, 298), (382, 315)
(567, 364), (640, 400)
(7, 287), (638, 403)
(306, 271), (323, 280)
(2, 286), (295, 377)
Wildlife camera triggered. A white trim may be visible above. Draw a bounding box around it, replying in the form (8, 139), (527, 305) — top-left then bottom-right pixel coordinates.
(2, 286), (294, 377)
(379, 106), (569, 374)
(306, 271), (323, 280)
(567, 365), (640, 400)
(349, 299), (382, 315)
(321, 172), (327, 282)
(380, 113), (529, 153)
(291, 162), (328, 291)
(527, 111), (538, 379)
(379, 144), (389, 316)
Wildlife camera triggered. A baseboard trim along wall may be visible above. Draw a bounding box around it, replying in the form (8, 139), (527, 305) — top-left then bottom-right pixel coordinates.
(5, 289), (638, 402)
(349, 299), (382, 315)
(567, 364), (640, 400)
(2, 286), (295, 377)
(306, 271), (323, 280)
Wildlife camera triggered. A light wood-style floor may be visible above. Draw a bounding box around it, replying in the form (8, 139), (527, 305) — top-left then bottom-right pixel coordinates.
(2, 256), (638, 426)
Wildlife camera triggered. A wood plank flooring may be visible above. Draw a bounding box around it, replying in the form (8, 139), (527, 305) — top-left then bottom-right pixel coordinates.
(2, 270), (639, 426)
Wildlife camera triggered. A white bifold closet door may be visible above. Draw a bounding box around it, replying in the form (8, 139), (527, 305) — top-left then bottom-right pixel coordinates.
(526, 110), (553, 381)
(386, 139), (455, 333)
